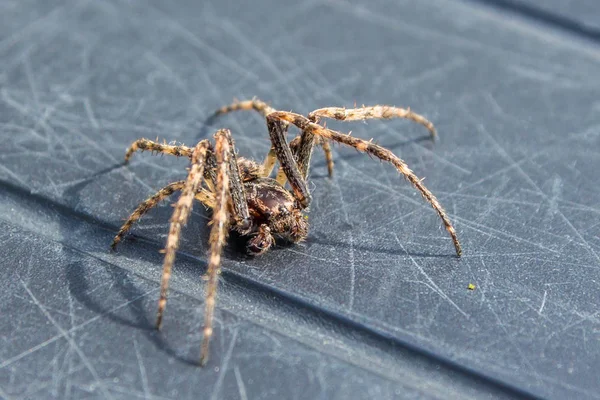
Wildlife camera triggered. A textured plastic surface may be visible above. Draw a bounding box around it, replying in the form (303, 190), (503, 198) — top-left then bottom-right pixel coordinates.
(469, 0), (600, 38)
(1, 0), (599, 399)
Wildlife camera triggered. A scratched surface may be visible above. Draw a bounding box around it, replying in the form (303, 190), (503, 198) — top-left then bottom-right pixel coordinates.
(467, 0), (600, 37)
(1, 0), (599, 399)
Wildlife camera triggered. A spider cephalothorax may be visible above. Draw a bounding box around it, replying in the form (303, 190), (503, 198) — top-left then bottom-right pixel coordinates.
(233, 157), (308, 255)
(111, 98), (462, 366)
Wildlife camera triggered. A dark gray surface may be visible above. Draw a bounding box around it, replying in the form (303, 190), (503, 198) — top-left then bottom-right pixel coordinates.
(1, 0), (599, 399)
(468, 0), (600, 38)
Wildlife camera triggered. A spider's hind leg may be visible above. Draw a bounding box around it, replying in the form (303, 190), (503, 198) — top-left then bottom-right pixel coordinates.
(216, 130), (252, 233)
(320, 138), (334, 178)
(270, 111), (461, 257)
(308, 105), (437, 139)
(266, 115), (312, 208)
(211, 98), (286, 179)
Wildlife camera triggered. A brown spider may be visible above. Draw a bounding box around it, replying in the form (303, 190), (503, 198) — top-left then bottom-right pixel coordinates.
(110, 98), (462, 366)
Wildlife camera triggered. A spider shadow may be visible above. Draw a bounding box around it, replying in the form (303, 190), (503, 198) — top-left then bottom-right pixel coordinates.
(62, 162), (127, 210)
(64, 240), (214, 367)
(60, 165), (212, 366)
(194, 109), (229, 141)
(308, 234), (458, 259)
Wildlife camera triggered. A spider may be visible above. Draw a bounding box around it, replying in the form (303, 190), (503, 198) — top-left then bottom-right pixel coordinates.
(110, 98), (462, 366)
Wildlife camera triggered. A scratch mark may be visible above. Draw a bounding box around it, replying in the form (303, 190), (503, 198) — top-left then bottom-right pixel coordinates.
(0, 289), (156, 370)
(483, 293), (541, 381)
(327, 0), (600, 66)
(1, 88), (30, 115)
(145, 52), (188, 93)
(233, 366), (248, 400)
(0, 3), (68, 53)
(333, 179), (356, 311)
(0, 384), (12, 400)
(538, 290), (547, 315)
(545, 176), (562, 222)
(34, 74), (90, 134)
(64, 294), (76, 399)
(54, 121), (155, 193)
(83, 97), (100, 129)
(474, 176), (509, 224)
(394, 234), (469, 318)
(23, 55), (40, 113)
(473, 117), (600, 264)
(306, 66), (472, 175)
(347, 234), (356, 311)
(210, 328), (239, 400)
(284, 248), (341, 265)
(147, 4), (258, 80)
(0, 163), (29, 187)
(20, 280), (115, 400)
(508, 65), (586, 89)
(484, 92), (504, 115)
(401, 57), (468, 90)
(133, 337), (151, 399)
(216, 16), (305, 107)
(105, 384), (173, 400)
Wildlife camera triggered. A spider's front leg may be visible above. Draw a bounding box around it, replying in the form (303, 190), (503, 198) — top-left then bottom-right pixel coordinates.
(217, 130), (251, 233)
(156, 140), (211, 330)
(266, 115), (312, 209)
(110, 183), (216, 250)
(111, 181), (186, 249)
(200, 129), (234, 366)
(124, 138), (194, 163)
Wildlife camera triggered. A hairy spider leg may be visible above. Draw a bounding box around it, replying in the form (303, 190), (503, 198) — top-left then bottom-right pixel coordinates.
(214, 98), (332, 178)
(215, 98), (277, 118)
(275, 104), (436, 184)
(262, 147), (278, 177)
(301, 104), (437, 179)
(200, 129), (233, 366)
(320, 139), (334, 177)
(215, 101), (313, 207)
(124, 138), (194, 163)
(110, 183), (217, 249)
(269, 111), (461, 257)
(308, 105), (437, 139)
(274, 135), (313, 185)
(114, 138), (225, 249)
(220, 132), (251, 232)
(156, 140), (211, 330)
(119, 132), (254, 365)
(213, 99), (286, 178)
(111, 181), (185, 249)
(266, 117), (312, 208)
